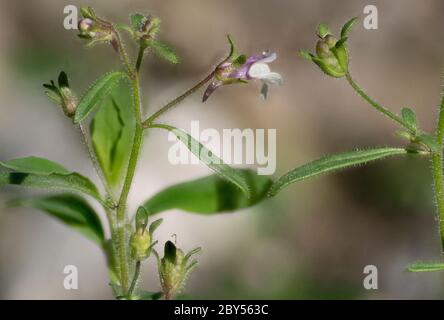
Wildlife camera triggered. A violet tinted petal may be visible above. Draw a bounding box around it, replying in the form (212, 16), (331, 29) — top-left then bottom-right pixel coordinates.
(202, 81), (222, 102)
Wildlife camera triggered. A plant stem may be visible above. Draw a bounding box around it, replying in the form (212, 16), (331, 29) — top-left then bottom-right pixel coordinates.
(345, 72), (414, 133)
(432, 97), (444, 252)
(115, 74), (143, 294)
(142, 71), (215, 128)
(128, 260), (141, 297)
(135, 47), (146, 73)
(78, 123), (117, 208)
(112, 26), (134, 78)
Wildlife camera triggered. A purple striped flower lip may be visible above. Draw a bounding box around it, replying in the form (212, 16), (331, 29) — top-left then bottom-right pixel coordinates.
(202, 51), (282, 102)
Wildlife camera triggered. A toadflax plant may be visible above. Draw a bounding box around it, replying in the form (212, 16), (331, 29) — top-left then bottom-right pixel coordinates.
(0, 7), (441, 300)
(0, 6), (283, 299)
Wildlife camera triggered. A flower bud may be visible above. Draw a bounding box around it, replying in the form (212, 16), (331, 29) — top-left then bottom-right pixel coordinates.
(77, 8), (115, 48)
(129, 207), (162, 261)
(156, 241), (201, 300)
(59, 87), (77, 118)
(300, 18), (358, 78)
(315, 40), (331, 58)
(130, 230), (151, 261)
(43, 71), (77, 119)
(78, 18), (94, 33)
(130, 14), (162, 49)
(324, 35), (337, 48)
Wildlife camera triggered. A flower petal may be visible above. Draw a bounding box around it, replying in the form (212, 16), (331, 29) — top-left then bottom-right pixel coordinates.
(262, 72), (283, 85)
(248, 63), (271, 79)
(257, 52), (277, 64)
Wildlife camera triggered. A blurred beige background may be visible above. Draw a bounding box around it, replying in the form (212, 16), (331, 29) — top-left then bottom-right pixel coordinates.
(1, 0), (444, 299)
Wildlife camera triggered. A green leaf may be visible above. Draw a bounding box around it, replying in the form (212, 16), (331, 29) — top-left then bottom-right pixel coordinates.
(74, 71), (127, 123)
(317, 23), (331, 38)
(152, 124), (252, 198)
(0, 156), (70, 175)
(406, 262), (444, 272)
(341, 17), (358, 39)
(149, 40), (179, 64)
(401, 107), (417, 133)
(0, 171), (101, 202)
(91, 83), (134, 188)
(269, 148), (408, 196)
(142, 169), (272, 215)
(10, 195), (104, 245)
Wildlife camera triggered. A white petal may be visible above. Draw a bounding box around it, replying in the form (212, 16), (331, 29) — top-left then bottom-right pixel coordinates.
(248, 62), (271, 79)
(262, 72), (283, 85)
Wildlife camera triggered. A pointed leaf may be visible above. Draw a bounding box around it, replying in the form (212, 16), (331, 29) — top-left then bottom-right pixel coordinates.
(406, 262), (444, 272)
(341, 17), (358, 39)
(74, 71), (127, 123)
(0, 156), (70, 175)
(150, 40), (179, 64)
(269, 148), (408, 196)
(0, 171), (101, 202)
(91, 84), (134, 187)
(152, 124), (252, 198)
(11, 195), (104, 245)
(142, 169), (272, 215)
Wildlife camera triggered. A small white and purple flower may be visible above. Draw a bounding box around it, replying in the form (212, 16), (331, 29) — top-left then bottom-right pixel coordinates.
(203, 51), (282, 102)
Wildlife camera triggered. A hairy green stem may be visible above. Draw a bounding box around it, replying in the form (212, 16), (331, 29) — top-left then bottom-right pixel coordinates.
(432, 97), (444, 251)
(78, 123), (117, 208)
(143, 71), (215, 128)
(112, 26), (134, 77)
(135, 47), (146, 74)
(115, 74), (143, 294)
(128, 260), (141, 297)
(345, 72), (414, 133)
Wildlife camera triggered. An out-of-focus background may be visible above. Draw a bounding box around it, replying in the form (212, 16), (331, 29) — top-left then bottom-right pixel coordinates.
(1, 0), (444, 299)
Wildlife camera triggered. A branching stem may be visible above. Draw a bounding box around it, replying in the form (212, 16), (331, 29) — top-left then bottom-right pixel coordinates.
(143, 70), (216, 128)
(345, 72), (415, 133)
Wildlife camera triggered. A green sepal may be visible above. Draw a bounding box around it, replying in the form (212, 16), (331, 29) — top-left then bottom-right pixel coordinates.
(401, 107), (417, 134)
(317, 23), (332, 38)
(341, 17), (358, 39)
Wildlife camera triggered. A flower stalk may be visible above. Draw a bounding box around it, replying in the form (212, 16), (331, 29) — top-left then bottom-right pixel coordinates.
(432, 96), (444, 252)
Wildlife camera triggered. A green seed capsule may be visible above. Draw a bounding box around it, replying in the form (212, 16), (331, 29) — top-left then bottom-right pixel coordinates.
(130, 231), (151, 261)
